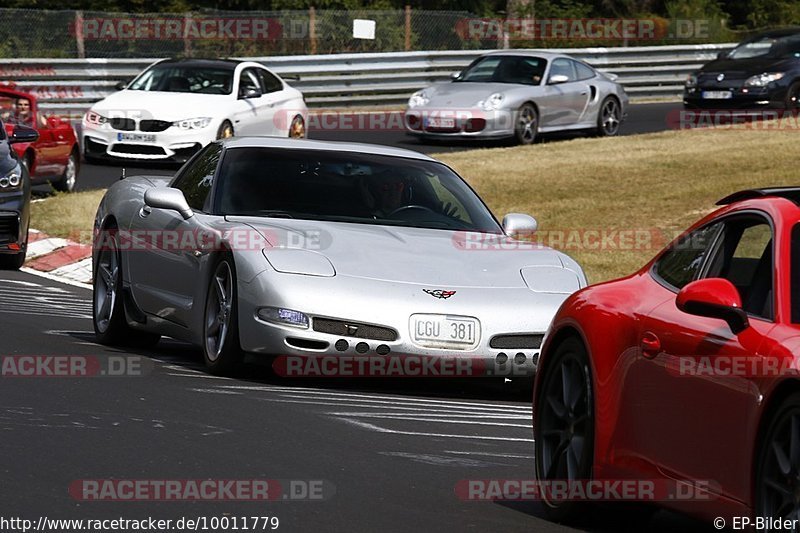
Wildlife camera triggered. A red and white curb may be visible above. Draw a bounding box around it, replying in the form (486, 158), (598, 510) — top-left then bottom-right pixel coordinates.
(20, 229), (92, 287)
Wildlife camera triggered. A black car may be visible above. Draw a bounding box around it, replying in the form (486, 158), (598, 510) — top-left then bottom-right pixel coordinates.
(0, 121), (38, 269)
(684, 28), (800, 110)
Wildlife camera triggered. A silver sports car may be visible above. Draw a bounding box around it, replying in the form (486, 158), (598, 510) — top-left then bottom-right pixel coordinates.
(405, 50), (628, 144)
(92, 138), (587, 376)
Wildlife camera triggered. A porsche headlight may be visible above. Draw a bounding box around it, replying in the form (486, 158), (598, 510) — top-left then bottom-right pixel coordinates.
(173, 117), (213, 130)
(685, 73), (698, 88)
(0, 163), (22, 189)
(85, 110), (108, 126)
(408, 90), (430, 108)
(477, 93), (505, 111)
(744, 72), (785, 87)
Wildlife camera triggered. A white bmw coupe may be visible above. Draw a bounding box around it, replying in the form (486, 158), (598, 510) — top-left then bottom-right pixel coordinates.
(82, 58), (307, 163)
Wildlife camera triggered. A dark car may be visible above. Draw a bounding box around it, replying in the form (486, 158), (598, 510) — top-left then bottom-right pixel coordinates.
(684, 28), (800, 110)
(0, 121), (38, 269)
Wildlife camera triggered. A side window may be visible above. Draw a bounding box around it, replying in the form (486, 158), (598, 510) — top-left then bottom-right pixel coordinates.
(574, 61), (596, 81)
(652, 222), (722, 290)
(172, 144), (222, 212)
(258, 69), (283, 93)
(238, 69), (261, 97)
(705, 217), (774, 320)
(549, 58), (577, 82)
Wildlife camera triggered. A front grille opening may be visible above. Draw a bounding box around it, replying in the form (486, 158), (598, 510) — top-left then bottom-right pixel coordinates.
(0, 214), (19, 244)
(313, 318), (398, 341)
(111, 144), (167, 155)
(286, 338), (329, 351)
(489, 334), (543, 349)
(139, 120), (172, 132)
(110, 117), (135, 131)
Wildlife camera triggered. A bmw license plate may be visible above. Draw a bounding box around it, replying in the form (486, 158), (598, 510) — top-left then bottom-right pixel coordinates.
(411, 314), (479, 350)
(426, 117), (455, 129)
(117, 132), (156, 143)
(701, 91), (733, 100)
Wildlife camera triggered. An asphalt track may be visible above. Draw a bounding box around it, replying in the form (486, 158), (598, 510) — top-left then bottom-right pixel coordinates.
(71, 102), (679, 192)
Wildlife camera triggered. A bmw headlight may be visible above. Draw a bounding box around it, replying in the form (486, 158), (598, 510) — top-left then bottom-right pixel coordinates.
(0, 163), (22, 189)
(744, 73), (785, 87)
(173, 117), (213, 130)
(408, 90), (430, 108)
(685, 73), (697, 88)
(85, 110), (108, 126)
(477, 93), (505, 111)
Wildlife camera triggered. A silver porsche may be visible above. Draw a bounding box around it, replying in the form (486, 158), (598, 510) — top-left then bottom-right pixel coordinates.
(92, 137), (587, 377)
(405, 50), (628, 144)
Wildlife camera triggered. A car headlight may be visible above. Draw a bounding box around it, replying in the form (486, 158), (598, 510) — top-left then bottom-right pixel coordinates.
(477, 93), (505, 111)
(85, 110), (108, 126)
(685, 74), (697, 88)
(173, 117), (213, 130)
(408, 90), (430, 108)
(0, 163), (22, 189)
(744, 73), (785, 87)
(257, 307), (309, 328)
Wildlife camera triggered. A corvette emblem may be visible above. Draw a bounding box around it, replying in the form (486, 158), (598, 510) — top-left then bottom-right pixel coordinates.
(423, 289), (456, 299)
(716, 73), (725, 82)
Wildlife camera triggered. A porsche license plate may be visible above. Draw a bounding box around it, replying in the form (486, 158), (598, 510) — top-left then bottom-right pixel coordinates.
(117, 132), (156, 143)
(426, 117), (455, 129)
(701, 91), (733, 100)
(411, 314), (479, 350)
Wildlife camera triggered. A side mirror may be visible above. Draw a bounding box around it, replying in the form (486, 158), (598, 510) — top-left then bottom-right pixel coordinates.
(502, 213), (538, 239)
(9, 125), (38, 144)
(450, 71), (461, 80)
(716, 51), (728, 60)
(240, 87), (262, 99)
(114, 80), (129, 91)
(548, 74), (570, 85)
(144, 187), (193, 220)
(676, 278), (749, 334)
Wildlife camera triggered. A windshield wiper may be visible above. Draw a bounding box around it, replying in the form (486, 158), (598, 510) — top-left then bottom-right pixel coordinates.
(257, 210), (295, 219)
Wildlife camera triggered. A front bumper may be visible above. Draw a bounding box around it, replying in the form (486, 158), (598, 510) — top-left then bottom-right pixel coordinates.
(237, 271), (575, 378)
(0, 190), (29, 253)
(404, 108), (515, 139)
(82, 121), (212, 162)
(683, 86), (786, 110)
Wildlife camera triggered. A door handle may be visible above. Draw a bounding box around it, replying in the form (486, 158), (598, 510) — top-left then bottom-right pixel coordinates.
(640, 331), (661, 359)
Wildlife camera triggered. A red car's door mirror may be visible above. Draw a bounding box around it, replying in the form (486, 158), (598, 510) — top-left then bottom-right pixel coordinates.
(676, 278), (750, 334)
(9, 124), (38, 144)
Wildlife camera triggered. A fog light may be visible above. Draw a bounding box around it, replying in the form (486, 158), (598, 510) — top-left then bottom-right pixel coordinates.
(335, 339), (349, 351)
(514, 352), (526, 365)
(257, 307), (309, 328)
(355, 342), (369, 354)
(496, 352), (508, 364)
(376, 344), (390, 355)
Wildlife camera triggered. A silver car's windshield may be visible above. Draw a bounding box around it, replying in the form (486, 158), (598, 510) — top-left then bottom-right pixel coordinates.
(456, 55), (547, 85)
(215, 147), (503, 232)
(128, 65), (234, 94)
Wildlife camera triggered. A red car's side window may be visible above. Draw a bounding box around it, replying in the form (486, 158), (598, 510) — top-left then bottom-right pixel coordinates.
(652, 222), (723, 290)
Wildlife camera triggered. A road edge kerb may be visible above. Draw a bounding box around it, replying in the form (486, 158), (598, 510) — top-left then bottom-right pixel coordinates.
(21, 228), (92, 287)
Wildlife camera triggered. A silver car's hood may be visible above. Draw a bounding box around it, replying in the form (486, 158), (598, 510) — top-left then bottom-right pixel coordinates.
(421, 82), (540, 107)
(228, 217), (572, 289)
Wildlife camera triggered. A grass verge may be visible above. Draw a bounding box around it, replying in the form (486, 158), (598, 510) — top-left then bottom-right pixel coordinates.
(30, 189), (104, 243)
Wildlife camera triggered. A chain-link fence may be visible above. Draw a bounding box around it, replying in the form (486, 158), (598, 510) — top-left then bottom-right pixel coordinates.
(0, 7), (736, 59)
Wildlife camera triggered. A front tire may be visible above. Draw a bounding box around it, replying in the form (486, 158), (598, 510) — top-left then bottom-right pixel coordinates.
(289, 115), (305, 138)
(514, 103), (538, 145)
(202, 255), (243, 375)
(53, 150), (79, 192)
(534, 337), (595, 522)
(755, 393), (800, 523)
(596, 97), (621, 137)
(216, 120), (234, 140)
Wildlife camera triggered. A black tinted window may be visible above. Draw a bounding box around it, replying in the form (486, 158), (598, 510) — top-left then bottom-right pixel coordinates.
(653, 222), (722, 289)
(259, 69), (283, 93)
(574, 61), (596, 80)
(549, 58), (577, 82)
(172, 144), (222, 211)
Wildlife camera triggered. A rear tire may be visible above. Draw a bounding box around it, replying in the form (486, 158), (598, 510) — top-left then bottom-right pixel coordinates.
(595, 97), (621, 137)
(534, 337), (595, 523)
(53, 150), (79, 192)
(755, 393), (800, 522)
(202, 255), (243, 375)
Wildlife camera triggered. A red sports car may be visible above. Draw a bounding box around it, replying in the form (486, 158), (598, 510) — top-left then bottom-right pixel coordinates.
(533, 187), (800, 526)
(0, 88), (79, 192)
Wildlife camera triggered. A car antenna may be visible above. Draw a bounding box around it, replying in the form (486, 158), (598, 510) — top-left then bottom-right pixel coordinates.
(120, 167), (126, 180)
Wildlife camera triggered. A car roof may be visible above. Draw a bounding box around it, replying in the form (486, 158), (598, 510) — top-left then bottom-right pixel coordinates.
(155, 58), (241, 70)
(481, 50), (573, 60)
(717, 187), (800, 206)
(221, 137), (437, 162)
(748, 27), (800, 40)
(0, 86), (37, 103)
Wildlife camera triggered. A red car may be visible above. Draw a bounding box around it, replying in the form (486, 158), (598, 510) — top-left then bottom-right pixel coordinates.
(0, 88), (79, 192)
(533, 187), (800, 526)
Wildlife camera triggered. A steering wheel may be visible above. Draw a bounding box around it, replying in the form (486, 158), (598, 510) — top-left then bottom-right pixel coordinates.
(387, 205), (437, 218)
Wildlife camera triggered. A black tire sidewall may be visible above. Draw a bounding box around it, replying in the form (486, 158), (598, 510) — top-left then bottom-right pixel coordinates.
(755, 393), (800, 519)
(596, 97), (620, 137)
(202, 254), (243, 375)
(514, 104), (537, 145)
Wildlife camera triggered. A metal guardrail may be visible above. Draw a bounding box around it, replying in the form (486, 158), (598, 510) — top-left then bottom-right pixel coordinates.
(0, 43), (736, 116)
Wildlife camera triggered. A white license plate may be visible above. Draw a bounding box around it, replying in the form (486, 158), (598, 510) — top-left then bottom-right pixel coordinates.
(701, 91), (733, 100)
(427, 117), (455, 128)
(411, 314), (480, 350)
(117, 132), (156, 143)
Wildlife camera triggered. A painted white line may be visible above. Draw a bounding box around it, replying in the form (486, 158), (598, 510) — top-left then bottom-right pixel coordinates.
(165, 373), (231, 379)
(0, 279), (43, 288)
(271, 392), (529, 413)
(445, 450), (535, 459)
(20, 267), (92, 290)
(327, 411), (529, 419)
(188, 388), (242, 395)
(338, 414), (530, 428)
(26, 238), (70, 259)
(49, 258), (92, 284)
(339, 418), (535, 443)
